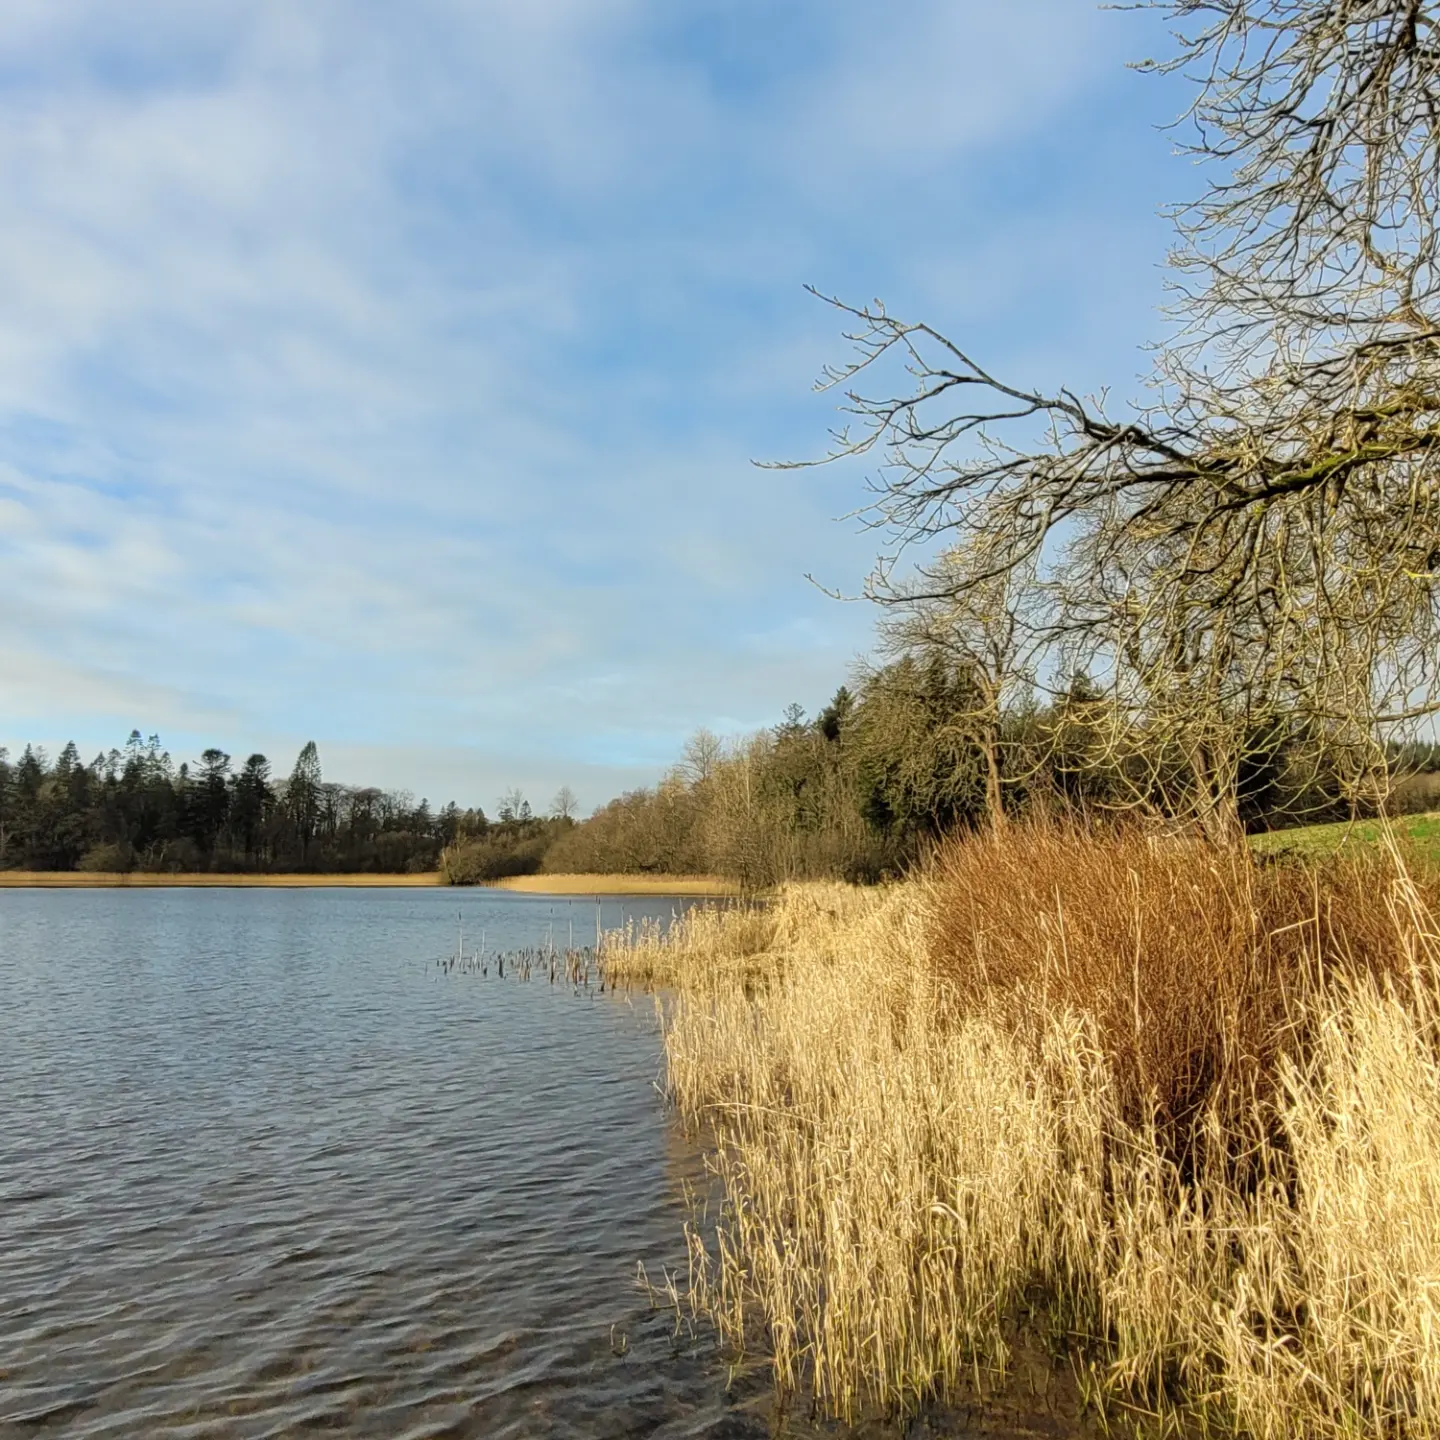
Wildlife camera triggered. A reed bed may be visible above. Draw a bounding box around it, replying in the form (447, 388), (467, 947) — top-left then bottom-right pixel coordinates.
(493, 873), (742, 896)
(605, 826), (1440, 1437)
(434, 932), (605, 987)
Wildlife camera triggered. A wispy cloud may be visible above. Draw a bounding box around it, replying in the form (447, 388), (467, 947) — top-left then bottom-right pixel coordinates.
(0, 0), (1185, 809)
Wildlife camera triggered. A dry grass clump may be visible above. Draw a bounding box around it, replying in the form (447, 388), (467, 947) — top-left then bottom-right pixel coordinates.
(614, 829), (1440, 1437)
(601, 884), (872, 991)
(928, 823), (1411, 1155)
(491, 873), (740, 896)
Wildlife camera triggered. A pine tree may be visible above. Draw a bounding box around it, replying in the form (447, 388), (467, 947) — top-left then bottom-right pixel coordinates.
(285, 743), (322, 861)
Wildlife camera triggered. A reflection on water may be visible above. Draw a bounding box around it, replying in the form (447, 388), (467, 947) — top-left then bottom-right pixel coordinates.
(0, 887), (1088, 1438)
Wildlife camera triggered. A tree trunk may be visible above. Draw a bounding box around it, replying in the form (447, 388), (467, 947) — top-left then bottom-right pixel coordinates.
(1192, 741), (1242, 846)
(981, 728), (1007, 832)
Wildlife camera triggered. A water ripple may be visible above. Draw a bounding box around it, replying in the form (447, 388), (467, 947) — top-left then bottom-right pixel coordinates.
(0, 889), (765, 1438)
(0, 889), (1095, 1439)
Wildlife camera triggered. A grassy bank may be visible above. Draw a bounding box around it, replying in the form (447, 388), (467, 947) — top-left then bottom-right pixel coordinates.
(0, 871), (445, 888)
(606, 827), (1440, 1437)
(1253, 810), (1440, 865)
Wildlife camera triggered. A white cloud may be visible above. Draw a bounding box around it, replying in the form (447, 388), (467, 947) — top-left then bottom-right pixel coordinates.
(0, 0), (1183, 802)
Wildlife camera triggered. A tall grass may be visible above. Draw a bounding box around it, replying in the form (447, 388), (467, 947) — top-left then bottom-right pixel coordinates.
(606, 825), (1440, 1436)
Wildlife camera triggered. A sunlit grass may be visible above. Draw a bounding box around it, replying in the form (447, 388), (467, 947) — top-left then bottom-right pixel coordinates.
(608, 828), (1440, 1436)
(496, 873), (742, 896)
(1251, 810), (1440, 865)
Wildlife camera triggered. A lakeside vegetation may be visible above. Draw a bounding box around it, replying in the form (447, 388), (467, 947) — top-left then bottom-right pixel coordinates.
(604, 827), (1440, 1436)
(586, 4), (1440, 1435)
(490, 873), (740, 896)
(536, 674), (1440, 889)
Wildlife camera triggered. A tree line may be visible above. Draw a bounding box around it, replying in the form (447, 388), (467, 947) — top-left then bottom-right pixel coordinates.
(540, 659), (1440, 890)
(0, 732), (573, 875)
(8, 672), (1436, 883)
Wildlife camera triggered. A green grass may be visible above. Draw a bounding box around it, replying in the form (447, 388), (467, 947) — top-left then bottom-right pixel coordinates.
(1251, 810), (1440, 864)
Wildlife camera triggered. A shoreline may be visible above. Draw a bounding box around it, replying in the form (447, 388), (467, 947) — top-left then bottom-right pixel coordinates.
(0, 870), (740, 895)
(488, 873), (741, 896)
(0, 871), (444, 888)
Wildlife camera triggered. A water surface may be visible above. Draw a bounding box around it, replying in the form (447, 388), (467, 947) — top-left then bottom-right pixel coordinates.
(0, 887), (759, 1438)
(0, 886), (1095, 1439)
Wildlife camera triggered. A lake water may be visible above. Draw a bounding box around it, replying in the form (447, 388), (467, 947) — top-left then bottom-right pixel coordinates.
(0, 886), (772, 1439)
(0, 886), (1093, 1440)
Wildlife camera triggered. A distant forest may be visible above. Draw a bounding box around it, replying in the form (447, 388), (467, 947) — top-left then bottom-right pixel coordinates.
(7, 659), (1440, 882)
(458, 658), (1440, 889)
(0, 732), (571, 876)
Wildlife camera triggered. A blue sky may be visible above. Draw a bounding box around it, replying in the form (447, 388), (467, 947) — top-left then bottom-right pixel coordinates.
(0, 0), (1189, 812)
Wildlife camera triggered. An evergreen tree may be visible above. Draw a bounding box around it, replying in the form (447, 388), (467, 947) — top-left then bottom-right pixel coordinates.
(284, 742), (322, 862)
(231, 754), (272, 862)
(191, 749), (232, 857)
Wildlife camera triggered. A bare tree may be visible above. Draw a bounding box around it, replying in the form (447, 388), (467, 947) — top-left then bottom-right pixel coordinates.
(878, 537), (1041, 829)
(550, 785), (579, 821)
(788, 0), (1440, 836)
(680, 727), (724, 786)
(1152, 0), (1440, 355)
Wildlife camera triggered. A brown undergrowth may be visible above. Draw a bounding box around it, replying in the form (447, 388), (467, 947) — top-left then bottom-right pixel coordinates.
(604, 825), (1440, 1437)
(928, 824), (1411, 1164)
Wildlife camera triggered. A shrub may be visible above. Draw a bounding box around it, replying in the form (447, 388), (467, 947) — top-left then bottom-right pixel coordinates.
(439, 833), (547, 884)
(76, 841), (134, 873)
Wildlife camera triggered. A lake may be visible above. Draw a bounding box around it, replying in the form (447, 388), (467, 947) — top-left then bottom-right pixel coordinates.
(0, 886), (769, 1439)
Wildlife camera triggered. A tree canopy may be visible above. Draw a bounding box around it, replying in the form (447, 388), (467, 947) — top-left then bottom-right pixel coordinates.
(786, 0), (1440, 837)
(0, 734), (566, 877)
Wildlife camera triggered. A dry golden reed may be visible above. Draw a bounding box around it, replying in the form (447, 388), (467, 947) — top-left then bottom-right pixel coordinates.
(606, 826), (1440, 1437)
(928, 824), (1409, 1154)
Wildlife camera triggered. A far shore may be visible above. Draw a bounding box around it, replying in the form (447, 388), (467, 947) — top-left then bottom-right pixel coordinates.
(489, 873), (742, 896)
(0, 871), (444, 888)
(0, 869), (740, 895)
